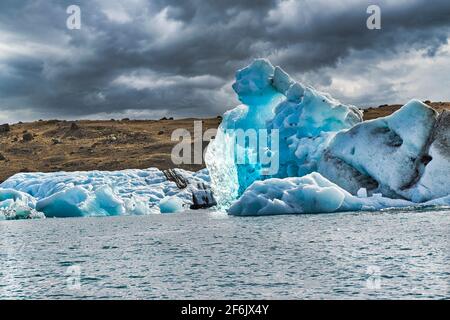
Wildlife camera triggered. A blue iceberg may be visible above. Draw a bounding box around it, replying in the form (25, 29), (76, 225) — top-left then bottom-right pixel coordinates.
(205, 59), (363, 208)
(206, 59), (450, 215)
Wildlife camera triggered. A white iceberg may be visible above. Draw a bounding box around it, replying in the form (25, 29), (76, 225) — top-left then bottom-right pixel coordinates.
(159, 196), (185, 213)
(228, 173), (415, 216)
(319, 100), (439, 198)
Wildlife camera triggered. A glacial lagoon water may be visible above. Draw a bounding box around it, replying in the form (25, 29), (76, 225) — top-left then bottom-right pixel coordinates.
(1, 209), (449, 299)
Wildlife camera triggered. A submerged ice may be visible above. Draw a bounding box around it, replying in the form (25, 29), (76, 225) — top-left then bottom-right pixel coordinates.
(206, 59), (450, 215)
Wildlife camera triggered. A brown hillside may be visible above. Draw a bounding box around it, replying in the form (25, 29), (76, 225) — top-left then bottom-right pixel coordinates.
(363, 101), (450, 120)
(0, 118), (220, 183)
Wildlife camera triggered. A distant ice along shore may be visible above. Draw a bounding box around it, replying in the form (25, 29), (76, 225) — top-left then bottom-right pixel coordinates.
(1, 59), (449, 219)
(0, 168), (214, 219)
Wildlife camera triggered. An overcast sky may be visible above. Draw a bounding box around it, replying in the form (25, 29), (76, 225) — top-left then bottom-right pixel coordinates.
(0, 0), (449, 123)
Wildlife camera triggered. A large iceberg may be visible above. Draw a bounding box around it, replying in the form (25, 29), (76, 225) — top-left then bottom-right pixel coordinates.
(0, 168), (210, 218)
(318, 100), (438, 198)
(206, 59), (450, 215)
(205, 59), (363, 208)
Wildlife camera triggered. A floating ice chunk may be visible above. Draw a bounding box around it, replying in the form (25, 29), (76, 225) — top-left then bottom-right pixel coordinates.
(204, 63), (450, 212)
(192, 168), (211, 183)
(424, 195), (450, 207)
(0, 207), (45, 220)
(208, 60), (449, 212)
(206, 60), (286, 208)
(232, 58), (278, 102)
(357, 188), (368, 198)
(386, 100), (437, 154)
(228, 173), (416, 216)
(270, 87), (362, 139)
(159, 196), (185, 213)
(0, 188), (36, 208)
(36, 186), (89, 217)
(0, 189), (43, 220)
(286, 83), (305, 103)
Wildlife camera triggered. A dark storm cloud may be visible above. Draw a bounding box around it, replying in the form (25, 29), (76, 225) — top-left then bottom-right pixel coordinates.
(0, 0), (449, 121)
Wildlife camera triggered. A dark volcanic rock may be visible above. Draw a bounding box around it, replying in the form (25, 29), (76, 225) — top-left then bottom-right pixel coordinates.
(22, 132), (34, 142)
(163, 169), (188, 189)
(191, 183), (217, 209)
(0, 123), (10, 133)
(70, 122), (80, 130)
